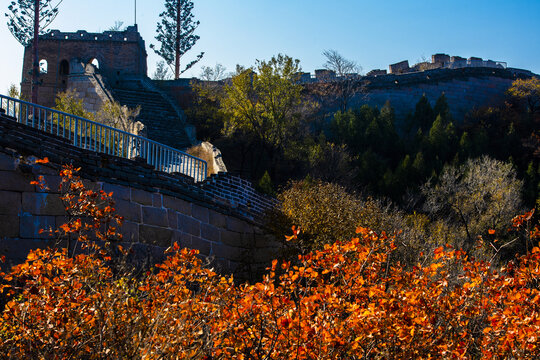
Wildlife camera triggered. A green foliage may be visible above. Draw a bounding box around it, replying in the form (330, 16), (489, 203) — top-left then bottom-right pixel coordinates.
(411, 94), (434, 132)
(7, 84), (19, 99)
(507, 77), (540, 114)
(96, 101), (142, 133)
(222, 55), (305, 150)
(303, 136), (357, 185)
(428, 114), (457, 163)
(256, 170), (274, 196)
(433, 92), (451, 121)
(219, 55), (316, 179)
(150, 0), (204, 78)
(272, 180), (365, 250)
(5, 0), (61, 46)
(54, 89), (94, 120)
(524, 161), (540, 207)
(186, 78), (227, 141)
(270, 179), (450, 266)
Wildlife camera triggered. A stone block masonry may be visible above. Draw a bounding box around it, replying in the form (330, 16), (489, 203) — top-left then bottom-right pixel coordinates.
(0, 114), (280, 281)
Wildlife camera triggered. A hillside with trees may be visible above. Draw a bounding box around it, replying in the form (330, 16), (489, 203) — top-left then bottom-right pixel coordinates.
(3, 46), (540, 357)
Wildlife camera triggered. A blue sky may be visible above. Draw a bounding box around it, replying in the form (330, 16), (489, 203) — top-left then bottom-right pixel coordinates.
(1, 0), (539, 93)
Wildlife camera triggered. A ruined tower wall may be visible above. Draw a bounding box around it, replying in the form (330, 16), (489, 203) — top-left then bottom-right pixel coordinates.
(21, 26), (147, 108)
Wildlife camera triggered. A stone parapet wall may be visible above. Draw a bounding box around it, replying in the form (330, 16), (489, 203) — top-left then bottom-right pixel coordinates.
(362, 67), (530, 90)
(42, 26), (144, 44)
(201, 172), (278, 218)
(68, 71), (112, 113)
(0, 114), (280, 280)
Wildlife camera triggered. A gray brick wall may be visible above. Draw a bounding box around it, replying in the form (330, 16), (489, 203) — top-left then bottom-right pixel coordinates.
(0, 115), (280, 280)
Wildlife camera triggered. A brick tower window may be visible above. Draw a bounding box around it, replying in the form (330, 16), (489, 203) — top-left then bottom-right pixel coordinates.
(39, 59), (48, 74)
(59, 60), (69, 75)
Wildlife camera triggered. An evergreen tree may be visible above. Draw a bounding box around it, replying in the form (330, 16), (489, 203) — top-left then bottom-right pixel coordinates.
(390, 154), (413, 196)
(428, 115), (448, 154)
(151, 0), (204, 79)
(502, 123), (521, 161)
(413, 95), (435, 132)
(412, 151), (427, 182)
(434, 93), (451, 121)
(5, 0), (61, 46)
(257, 170), (275, 196)
(524, 161), (539, 206)
(331, 110), (356, 145)
(458, 131), (472, 161)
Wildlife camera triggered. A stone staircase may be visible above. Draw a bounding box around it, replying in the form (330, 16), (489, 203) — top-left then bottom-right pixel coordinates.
(111, 79), (193, 150)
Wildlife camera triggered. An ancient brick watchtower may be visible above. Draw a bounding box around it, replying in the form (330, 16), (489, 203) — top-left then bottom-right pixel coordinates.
(21, 25), (147, 108)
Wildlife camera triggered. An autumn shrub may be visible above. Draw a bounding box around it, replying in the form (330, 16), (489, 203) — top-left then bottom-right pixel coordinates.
(270, 179), (447, 266)
(269, 180), (364, 252)
(1, 163), (540, 359)
(423, 156), (524, 259)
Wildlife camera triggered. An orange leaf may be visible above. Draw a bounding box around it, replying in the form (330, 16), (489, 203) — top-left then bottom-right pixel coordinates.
(35, 157), (49, 164)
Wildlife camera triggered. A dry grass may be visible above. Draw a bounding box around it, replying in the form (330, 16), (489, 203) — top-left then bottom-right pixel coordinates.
(187, 143), (216, 176)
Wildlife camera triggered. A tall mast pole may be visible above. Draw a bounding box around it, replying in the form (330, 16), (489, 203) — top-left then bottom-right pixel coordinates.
(175, 0), (181, 79)
(32, 0), (40, 104)
(134, 0), (137, 26)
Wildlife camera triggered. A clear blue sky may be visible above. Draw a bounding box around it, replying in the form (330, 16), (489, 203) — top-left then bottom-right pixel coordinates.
(1, 0), (539, 93)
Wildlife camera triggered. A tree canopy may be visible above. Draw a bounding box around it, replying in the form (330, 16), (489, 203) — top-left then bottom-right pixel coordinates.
(151, 0), (204, 79)
(5, 0), (62, 46)
(221, 54), (308, 153)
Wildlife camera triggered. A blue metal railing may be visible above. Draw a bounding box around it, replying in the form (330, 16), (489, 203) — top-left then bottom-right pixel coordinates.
(0, 94), (207, 182)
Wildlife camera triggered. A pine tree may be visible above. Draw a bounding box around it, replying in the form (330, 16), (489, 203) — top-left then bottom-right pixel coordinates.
(524, 161), (538, 206)
(413, 94), (435, 132)
(434, 92), (451, 121)
(151, 0), (204, 79)
(412, 151), (426, 181)
(458, 131), (472, 161)
(5, 0), (60, 46)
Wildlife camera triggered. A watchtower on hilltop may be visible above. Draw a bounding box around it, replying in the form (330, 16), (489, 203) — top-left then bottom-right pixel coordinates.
(21, 25), (147, 108)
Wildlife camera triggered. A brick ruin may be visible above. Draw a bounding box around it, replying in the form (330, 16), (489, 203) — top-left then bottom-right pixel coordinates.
(20, 26), (193, 150)
(21, 25), (147, 108)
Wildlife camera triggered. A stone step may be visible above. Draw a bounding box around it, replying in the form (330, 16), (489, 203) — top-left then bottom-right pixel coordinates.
(110, 83), (192, 150)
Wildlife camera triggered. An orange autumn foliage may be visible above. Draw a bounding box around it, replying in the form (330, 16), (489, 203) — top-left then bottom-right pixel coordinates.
(0, 164), (539, 359)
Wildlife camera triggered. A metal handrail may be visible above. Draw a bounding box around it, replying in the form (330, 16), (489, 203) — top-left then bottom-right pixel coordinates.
(0, 94), (207, 182)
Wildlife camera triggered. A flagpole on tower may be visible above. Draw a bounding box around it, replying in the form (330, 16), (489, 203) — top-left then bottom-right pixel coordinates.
(134, 0), (137, 26)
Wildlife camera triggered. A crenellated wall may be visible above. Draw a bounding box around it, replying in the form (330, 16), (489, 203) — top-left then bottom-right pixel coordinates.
(0, 113), (280, 280)
(21, 26), (147, 108)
